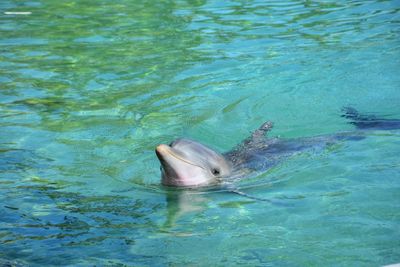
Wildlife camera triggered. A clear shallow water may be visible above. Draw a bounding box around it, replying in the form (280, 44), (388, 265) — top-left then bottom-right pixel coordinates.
(1, 0), (400, 265)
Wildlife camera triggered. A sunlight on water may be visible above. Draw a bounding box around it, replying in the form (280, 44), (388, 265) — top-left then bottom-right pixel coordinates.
(1, 0), (400, 266)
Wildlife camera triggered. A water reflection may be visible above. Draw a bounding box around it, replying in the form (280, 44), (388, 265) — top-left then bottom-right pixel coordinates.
(163, 189), (210, 228)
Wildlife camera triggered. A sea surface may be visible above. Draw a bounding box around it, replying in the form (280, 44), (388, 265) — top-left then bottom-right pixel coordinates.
(1, 0), (400, 266)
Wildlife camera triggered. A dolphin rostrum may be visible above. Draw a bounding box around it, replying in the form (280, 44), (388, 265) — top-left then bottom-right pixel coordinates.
(155, 107), (400, 187)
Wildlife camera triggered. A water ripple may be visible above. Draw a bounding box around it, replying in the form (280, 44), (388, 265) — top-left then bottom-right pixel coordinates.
(1, 0), (399, 265)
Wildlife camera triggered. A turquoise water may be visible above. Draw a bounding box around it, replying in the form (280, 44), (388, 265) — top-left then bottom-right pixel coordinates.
(1, 0), (400, 265)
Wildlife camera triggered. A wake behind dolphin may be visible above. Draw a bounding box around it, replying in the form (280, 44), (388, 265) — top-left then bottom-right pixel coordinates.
(155, 108), (400, 187)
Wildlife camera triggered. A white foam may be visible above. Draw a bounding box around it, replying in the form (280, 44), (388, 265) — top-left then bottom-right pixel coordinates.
(4, 11), (32, 15)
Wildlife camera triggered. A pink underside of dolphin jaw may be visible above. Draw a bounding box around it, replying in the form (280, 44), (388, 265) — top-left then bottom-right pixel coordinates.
(156, 144), (212, 187)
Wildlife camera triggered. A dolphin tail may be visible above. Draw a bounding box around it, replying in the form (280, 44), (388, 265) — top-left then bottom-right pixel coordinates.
(341, 107), (400, 130)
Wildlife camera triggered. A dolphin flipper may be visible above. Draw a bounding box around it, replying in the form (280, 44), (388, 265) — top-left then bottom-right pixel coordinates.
(342, 107), (400, 130)
(229, 189), (294, 207)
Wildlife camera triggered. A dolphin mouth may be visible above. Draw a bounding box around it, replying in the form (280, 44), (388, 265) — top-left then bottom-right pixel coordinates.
(155, 144), (205, 170)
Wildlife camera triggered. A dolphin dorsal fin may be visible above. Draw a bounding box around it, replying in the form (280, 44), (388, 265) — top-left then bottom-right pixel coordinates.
(224, 121), (274, 164)
(251, 121), (273, 141)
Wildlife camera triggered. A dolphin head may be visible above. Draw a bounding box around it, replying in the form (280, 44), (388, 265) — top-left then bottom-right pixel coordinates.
(155, 139), (232, 187)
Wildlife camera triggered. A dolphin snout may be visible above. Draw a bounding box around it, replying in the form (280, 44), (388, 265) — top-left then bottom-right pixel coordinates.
(156, 144), (168, 152)
(155, 144), (169, 159)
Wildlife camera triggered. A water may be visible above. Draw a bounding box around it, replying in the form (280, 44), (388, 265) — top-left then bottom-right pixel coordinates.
(1, 0), (400, 266)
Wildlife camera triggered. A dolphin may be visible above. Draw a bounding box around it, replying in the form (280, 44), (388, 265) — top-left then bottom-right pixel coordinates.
(155, 107), (400, 187)
(155, 138), (232, 187)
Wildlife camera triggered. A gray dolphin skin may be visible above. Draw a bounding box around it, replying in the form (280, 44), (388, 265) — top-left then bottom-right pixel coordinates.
(155, 108), (400, 187)
(156, 139), (231, 187)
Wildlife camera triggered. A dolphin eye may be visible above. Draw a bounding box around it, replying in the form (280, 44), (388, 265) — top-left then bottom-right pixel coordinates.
(212, 168), (220, 176)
